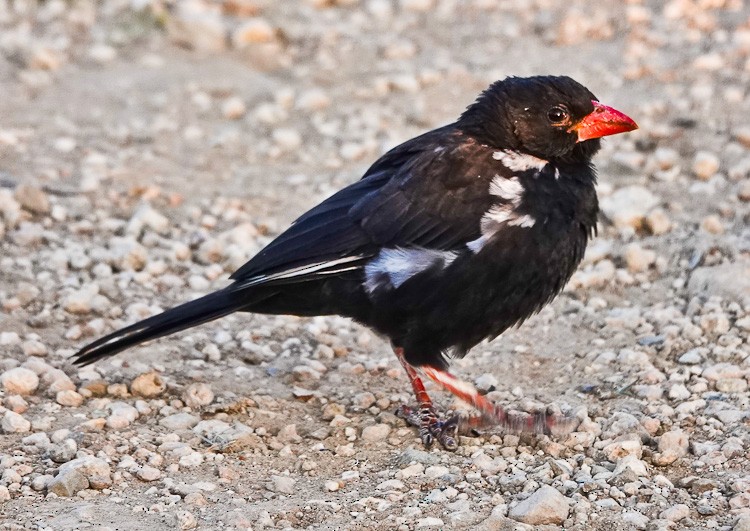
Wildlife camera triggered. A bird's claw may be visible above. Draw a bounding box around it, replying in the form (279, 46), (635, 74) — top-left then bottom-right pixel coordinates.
(396, 405), (461, 451)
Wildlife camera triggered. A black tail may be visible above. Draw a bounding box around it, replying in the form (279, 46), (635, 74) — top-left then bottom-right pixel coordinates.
(73, 288), (252, 366)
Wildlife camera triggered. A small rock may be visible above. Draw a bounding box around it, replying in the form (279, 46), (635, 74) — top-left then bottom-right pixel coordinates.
(130, 371), (166, 397)
(58, 456), (112, 489)
(15, 185), (50, 214)
(613, 455), (649, 477)
(678, 348), (704, 364)
(47, 469), (89, 497)
(2, 411), (30, 433)
(324, 480), (340, 492)
(1, 367), (39, 395)
(175, 510), (198, 530)
(159, 412), (201, 431)
(645, 209), (671, 235)
(653, 430), (689, 466)
(136, 466), (161, 482)
(693, 151), (720, 180)
(622, 510), (650, 529)
(49, 439), (78, 463)
(179, 452), (204, 467)
(416, 517), (444, 528)
(475, 373), (498, 392)
(88, 43), (117, 63)
(167, 0), (227, 52)
(508, 485), (570, 525)
(624, 243), (656, 273)
(701, 215), (724, 234)
(182, 383), (214, 408)
(734, 515), (750, 531)
(716, 378), (748, 393)
(272, 128), (302, 151)
(600, 186), (659, 229)
(361, 423), (391, 442)
(232, 18), (276, 46)
(268, 475), (296, 494)
(56, 390), (84, 407)
(688, 262), (750, 302)
(396, 448), (439, 466)
(660, 504), (690, 522)
(222, 97), (247, 120)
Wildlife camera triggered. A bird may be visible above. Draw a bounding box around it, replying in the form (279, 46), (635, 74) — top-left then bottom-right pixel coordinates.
(74, 75), (637, 450)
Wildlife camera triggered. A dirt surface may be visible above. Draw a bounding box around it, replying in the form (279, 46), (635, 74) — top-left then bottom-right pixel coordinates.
(1, 1), (750, 530)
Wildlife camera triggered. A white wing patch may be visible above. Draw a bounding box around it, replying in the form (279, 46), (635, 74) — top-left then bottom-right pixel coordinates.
(492, 150), (549, 173)
(236, 255), (365, 289)
(365, 247), (458, 294)
(489, 175), (524, 202)
(468, 173), (537, 254)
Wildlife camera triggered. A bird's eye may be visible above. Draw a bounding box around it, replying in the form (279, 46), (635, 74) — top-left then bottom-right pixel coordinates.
(547, 106), (568, 124)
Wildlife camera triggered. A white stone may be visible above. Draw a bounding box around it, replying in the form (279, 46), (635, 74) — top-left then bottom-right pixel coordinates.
(2, 411), (31, 433)
(508, 485), (570, 525)
(1, 367), (39, 395)
(600, 186), (659, 229)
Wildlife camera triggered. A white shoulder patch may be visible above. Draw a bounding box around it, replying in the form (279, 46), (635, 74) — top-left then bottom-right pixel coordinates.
(492, 150), (548, 173)
(364, 247), (458, 294)
(489, 175), (524, 202)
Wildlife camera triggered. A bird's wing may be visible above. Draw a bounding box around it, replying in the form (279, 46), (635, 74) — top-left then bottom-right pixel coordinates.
(230, 127), (495, 288)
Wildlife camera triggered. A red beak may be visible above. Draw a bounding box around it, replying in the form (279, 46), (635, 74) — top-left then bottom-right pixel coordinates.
(571, 101), (638, 142)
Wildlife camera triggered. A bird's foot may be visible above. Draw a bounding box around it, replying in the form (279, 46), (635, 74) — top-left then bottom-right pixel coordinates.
(396, 404), (460, 451)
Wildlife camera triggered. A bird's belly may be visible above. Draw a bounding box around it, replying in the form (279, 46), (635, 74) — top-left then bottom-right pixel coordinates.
(380, 220), (589, 366)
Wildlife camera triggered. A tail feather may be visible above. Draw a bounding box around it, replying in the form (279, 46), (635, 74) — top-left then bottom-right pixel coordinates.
(73, 288), (251, 366)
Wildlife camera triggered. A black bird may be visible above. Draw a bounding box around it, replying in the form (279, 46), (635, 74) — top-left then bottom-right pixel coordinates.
(74, 76), (637, 449)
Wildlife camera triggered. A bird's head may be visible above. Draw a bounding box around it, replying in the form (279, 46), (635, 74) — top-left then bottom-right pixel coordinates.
(459, 75), (637, 161)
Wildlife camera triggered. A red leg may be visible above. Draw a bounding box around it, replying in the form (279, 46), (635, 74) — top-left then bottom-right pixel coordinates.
(394, 348), (459, 450)
(421, 366), (576, 435)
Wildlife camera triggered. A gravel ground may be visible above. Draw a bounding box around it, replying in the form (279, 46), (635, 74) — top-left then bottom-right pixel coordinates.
(1, 1), (750, 530)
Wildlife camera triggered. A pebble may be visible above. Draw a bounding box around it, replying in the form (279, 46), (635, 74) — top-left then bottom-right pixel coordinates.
(735, 515), (750, 531)
(600, 186), (659, 229)
(508, 485), (570, 525)
(701, 214), (724, 234)
(15, 185), (50, 214)
(179, 452), (204, 467)
(232, 18), (276, 46)
(622, 510), (650, 529)
(613, 456), (649, 477)
(57, 456), (112, 490)
(47, 469), (89, 497)
(268, 475), (296, 494)
(182, 383), (214, 407)
(416, 517), (444, 528)
(49, 439), (78, 463)
(475, 373), (498, 392)
(130, 371), (166, 397)
(361, 423), (391, 442)
(645, 209), (671, 235)
(175, 510), (198, 530)
(653, 430), (689, 465)
(167, 0), (227, 52)
(660, 504), (690, 522)
(624, 243), (656, 273)
(693, 151), (720, 180)
(136, 466), (162, 482)
(88, 43), (117, 63)
(56, 389), (84, 407)
(221, 97), (247, 120)
(159, 412), (200, 431)
(272, 128), (302, 151)
(1, 367), (39, 395)
(2, 411), (31, 433)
